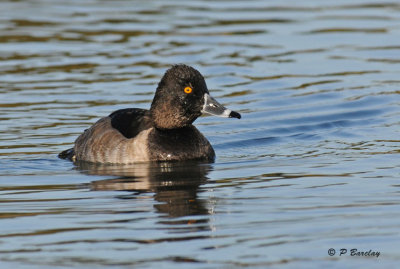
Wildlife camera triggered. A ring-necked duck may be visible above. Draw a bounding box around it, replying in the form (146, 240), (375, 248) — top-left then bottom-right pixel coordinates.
(59, 64), (241, 164)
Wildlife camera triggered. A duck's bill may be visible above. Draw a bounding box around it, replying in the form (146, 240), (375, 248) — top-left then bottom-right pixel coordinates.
(201, 93), (241, 119)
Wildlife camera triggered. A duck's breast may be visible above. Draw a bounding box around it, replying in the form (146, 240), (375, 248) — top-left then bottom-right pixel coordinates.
(147, 126), (215, 162)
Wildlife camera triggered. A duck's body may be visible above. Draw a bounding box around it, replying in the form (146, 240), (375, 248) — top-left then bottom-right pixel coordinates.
(59, 65), (240, 164)
(65, 108), (214, 163)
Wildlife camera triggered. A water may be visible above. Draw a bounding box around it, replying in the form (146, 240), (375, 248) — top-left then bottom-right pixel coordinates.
(1, 0), (400, 268)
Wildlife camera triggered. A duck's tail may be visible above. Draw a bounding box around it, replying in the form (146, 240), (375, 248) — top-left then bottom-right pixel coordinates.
(58, 148), (75, 161)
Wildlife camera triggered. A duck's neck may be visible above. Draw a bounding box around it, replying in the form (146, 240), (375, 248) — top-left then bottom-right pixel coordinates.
(154, 125), (192, 134)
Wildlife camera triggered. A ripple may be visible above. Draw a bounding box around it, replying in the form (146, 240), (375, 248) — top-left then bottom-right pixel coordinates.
(306, 27), (388, 34)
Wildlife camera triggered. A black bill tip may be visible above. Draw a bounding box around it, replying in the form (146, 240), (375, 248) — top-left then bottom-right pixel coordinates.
(229, 111), (241, 119)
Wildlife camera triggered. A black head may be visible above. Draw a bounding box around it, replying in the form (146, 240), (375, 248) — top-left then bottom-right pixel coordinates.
(150, 65), (209, 129)
(150, 64), (241, 130)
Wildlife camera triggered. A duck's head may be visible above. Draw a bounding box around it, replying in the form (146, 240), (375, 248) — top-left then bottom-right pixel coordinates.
(150, 64), (241, 129)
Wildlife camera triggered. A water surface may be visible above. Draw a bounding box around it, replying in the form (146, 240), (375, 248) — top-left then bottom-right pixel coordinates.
(1, 0), (400, 268)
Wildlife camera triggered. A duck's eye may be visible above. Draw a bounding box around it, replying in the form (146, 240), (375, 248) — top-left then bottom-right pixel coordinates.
(184, 86), (193, 94)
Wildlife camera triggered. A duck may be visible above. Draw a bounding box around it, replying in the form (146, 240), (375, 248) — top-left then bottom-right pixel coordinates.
(59, 64), (241, 164)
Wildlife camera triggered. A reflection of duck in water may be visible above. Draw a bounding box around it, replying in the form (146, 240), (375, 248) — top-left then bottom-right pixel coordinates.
(59, 64), (240, 164)
(77, 161), (212, 218)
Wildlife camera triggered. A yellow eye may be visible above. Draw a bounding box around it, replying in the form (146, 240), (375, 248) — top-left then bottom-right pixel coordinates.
(184, 86), (193, 94)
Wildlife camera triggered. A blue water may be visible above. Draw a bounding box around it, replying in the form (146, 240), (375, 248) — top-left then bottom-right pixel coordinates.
(1, 0), (400, 268)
